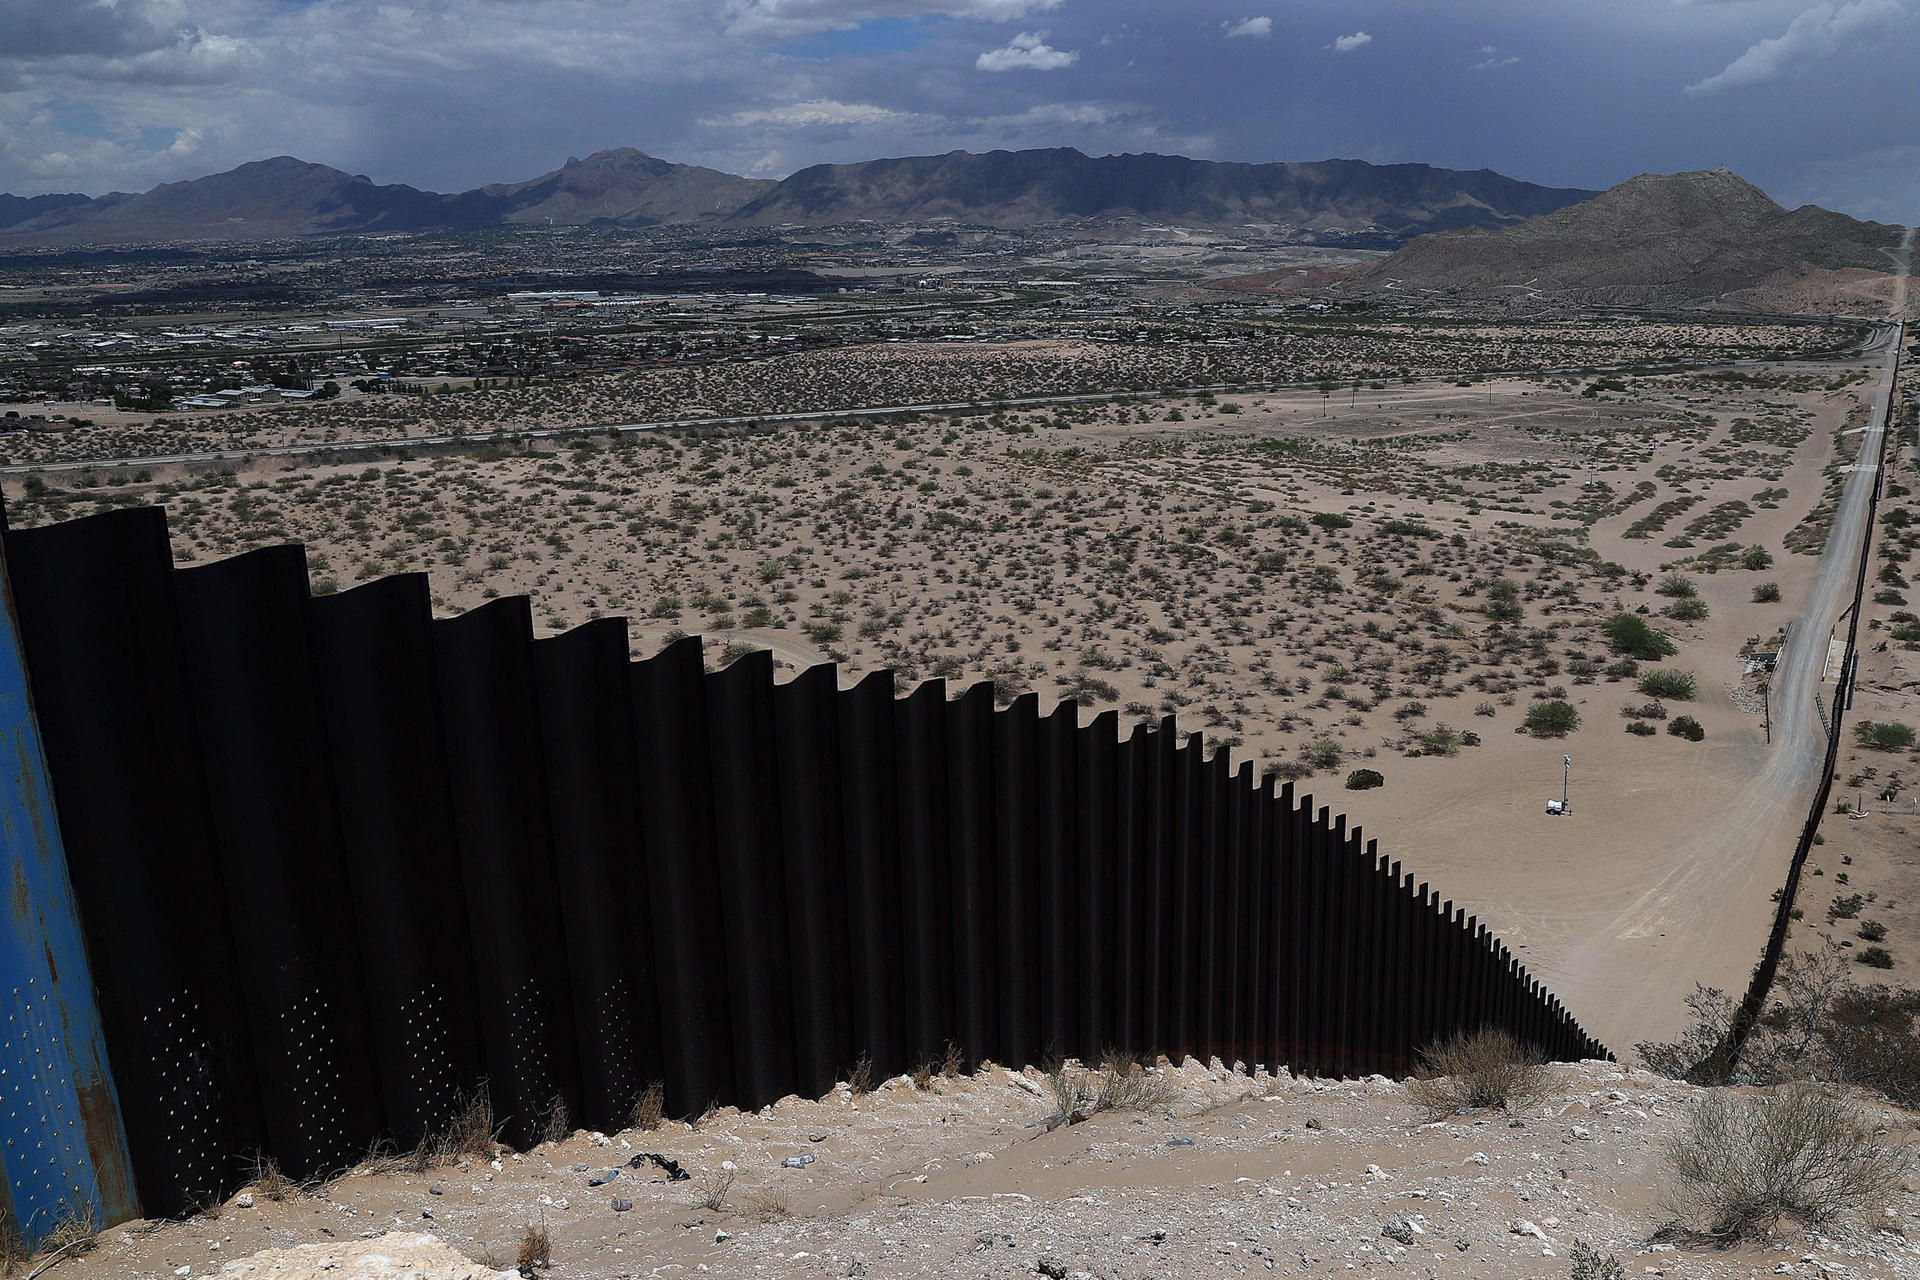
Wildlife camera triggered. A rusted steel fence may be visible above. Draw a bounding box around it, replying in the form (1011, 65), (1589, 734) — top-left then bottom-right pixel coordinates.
(3, 506), (1604, 1219)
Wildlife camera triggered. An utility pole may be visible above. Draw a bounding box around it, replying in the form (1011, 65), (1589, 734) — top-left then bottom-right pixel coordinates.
(1763, 681), (1771, 744)
(1562, 754), (1572, 813)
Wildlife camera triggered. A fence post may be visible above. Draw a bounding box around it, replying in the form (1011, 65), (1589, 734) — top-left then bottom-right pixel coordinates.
(0, 525), (140, 1244)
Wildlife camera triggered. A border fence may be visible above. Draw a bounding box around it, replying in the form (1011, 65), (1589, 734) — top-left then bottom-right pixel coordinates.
(0, 504), (1603, 1232)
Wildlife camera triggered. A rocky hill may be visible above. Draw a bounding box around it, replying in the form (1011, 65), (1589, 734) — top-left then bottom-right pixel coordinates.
(473, 147), (773, 226)
(1344, 169), (1907, 307)
(0, 148), (1593, 247)
(724, 148), (1595, 236)
(0, 150), (772, 245)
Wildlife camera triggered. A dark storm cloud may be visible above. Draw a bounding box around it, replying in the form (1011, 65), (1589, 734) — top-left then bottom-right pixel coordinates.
(0, 0), (1913, 222)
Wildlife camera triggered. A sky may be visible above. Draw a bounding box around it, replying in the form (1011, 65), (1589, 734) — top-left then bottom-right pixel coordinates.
(1, 0), (1915, 222)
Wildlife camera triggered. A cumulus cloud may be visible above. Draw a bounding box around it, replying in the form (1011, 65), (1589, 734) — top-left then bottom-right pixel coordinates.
(976, 31), (1078, 70)
(704, 99), (915, 128)
(1222, 16), (1271, 39)
(1330, 30), (1372, 53)
(1470, 44), (1520, 71)
(723, 0), (1060, 37)
(1686, 0), (1904, 93)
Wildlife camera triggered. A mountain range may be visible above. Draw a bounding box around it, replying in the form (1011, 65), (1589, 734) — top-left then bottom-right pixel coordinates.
(1342, 168), (1907, 307)
(0, 147), (1595, 246)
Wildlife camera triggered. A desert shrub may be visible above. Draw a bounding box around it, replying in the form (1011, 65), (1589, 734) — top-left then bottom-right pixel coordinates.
(1859, 920), (1889, 943)
(1663, 597), (1710, 622)
(1753, 582), (1782, 603)
(1420, 724), (1462, 755)
(1405, 1027), (1546, 1118)
(1568, 1239), (1624, 1280)
(1310, 511), (1352, 530)
(1604, 658), (1640, 679)
(1656, 571), (1698, 598)
(1524, 700), (1580, 735)
(1304, 737), (1343, 768)
(1626, 720), (1657, 736)
(1094, 1052), (1180, 1113)
(1831, 894), (1865, 919)
(1603, 613), (1677, 660)
(1858, 946), (1895, 969)
(1345, 768), (1385, 791)
(692, 1167), (736, 1213)
(1742, 546), (1775, 570)
(1637, 669), (1697, 701)
(1855, 721), (1917, 751)
(1668, 715), (1705, 741)
(1658, 1084), (1910, 1240)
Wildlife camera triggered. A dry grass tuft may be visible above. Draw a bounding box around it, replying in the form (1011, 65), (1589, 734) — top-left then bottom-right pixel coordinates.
(630, 1080), (665, 1133)
(516, 1221), (552, 1271)
(1405, 1027), (1548, 1118)
(940, 1040), (965, 1078)
(1094, 1050), (1181, 1114)
(538, 1092), (571, 1146)
(246, 1152), (299, 1203)
(1659, 1082), (1912, 1241)
(846, 1053), (874, 1095)
(743, 1186), (791, 1223)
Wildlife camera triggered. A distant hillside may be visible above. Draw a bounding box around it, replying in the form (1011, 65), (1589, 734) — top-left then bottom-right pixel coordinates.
(0, 150), (772, 246)
(1343, 169), (1906, 307)
(0, 147), (1595, 247)
(474, 148), (774, 226)
(728, 148), (1595, 236)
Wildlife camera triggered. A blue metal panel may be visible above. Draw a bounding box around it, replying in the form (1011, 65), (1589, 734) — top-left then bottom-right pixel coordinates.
(0, 548), (139, 1246)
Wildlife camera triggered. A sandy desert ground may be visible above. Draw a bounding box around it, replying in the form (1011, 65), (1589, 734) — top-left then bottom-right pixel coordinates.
(43, 1057), (1920, 1280)
(5, 332), (1906, 1053)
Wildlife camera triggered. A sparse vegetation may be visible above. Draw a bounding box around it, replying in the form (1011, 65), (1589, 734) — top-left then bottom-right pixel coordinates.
(1659, 1084), (1910, 1241)
(1405, 1027), (1547, 1118)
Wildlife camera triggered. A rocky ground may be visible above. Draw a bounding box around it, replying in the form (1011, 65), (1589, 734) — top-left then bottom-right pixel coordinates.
(48, 1059), (1920, 1280)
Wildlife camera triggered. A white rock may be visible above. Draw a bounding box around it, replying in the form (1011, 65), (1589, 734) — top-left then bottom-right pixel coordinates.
(1468, 1152), (1489, 1166)
(234, 1193), (254, 1209)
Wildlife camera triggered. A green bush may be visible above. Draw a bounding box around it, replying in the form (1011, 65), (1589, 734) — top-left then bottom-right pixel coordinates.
(1668, 715), (1705, 741)
(1742, 546), (1775, 570)
(1310, 512), (1352, 530)
(1626, 720), (1658, 736)
(1656, 571), (1698, 598)
(1855, 721), (1916, 751)
(1859, 920), (1889, 943)
(1753, 582), (1782, 603)
(1345, 768), (1385, 790)
(1638, 669), (1697, 701)
(1831, 894), (1865, 919)
(1858, 946), (1895, 970)
(1524, 700), (1580, 736)
(1663, 597), (1710, 622)
(1603, 613), (1678, 660)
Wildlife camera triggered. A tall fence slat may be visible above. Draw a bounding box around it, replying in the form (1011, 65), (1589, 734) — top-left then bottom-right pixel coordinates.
(311, 574), (487, 1150)
(773, 664), (854, 1100)
(533, 617), (660, 1132)
(705, 650), (796, 1110)
(838, 671), (905, 1080)
(433, 599), (581, 1147)
(629, 638), (732, 1118)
